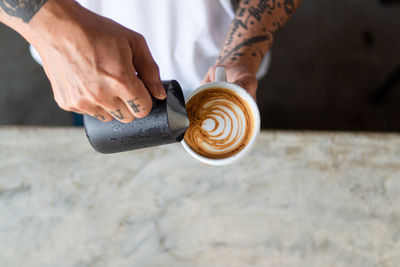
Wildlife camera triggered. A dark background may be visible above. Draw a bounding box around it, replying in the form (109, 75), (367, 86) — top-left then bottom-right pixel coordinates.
(1, 0), (399, 131)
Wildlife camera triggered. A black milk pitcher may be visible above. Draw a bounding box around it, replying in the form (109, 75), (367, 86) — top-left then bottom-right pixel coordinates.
(83, 80), (189, 154)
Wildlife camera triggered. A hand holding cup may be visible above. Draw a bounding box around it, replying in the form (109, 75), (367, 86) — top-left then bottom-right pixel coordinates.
(183, 67), (260, 166)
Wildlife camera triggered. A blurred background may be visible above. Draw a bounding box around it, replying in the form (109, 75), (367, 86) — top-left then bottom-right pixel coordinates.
(0, 0), (399, 131)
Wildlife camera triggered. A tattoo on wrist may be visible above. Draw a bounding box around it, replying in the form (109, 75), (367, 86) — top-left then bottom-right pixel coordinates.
(110, 109), (125, 120)
(127, 98), (143, 113)
(0, 0), (48, 23)
(94, 114), (106, 121)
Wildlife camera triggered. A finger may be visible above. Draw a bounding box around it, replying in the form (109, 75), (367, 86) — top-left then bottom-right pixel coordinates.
(108, 105), (136, 123)
(100, 98), (136, 123)
(100, 54), (153, 119)
(129, 34), (166, 100)
(92, 112), (113, 122)
(120, 75), (153, 119)
(201, 67), (214, 85)
(87, 107), (113, 122)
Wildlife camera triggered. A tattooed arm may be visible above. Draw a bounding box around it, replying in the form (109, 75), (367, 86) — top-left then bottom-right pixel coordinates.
(203, 0), (303, 99)
(0, 0), (47, 23)
(0, 0), (166, 123)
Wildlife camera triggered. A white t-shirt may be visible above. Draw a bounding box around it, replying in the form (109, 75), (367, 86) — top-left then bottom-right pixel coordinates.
(31, 0), (270, 96)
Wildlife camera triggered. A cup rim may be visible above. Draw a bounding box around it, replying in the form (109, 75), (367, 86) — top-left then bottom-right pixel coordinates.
(182, 81), (260, 166)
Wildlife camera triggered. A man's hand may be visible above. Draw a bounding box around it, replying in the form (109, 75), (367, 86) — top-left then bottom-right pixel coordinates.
(205, 0), (303, 101)
(202, 65), (258, 100)
(1, 0), (166, 123)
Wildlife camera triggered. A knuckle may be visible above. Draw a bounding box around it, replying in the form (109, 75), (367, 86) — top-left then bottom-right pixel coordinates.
(59, 104), (71, 112)
(85, 89), (103, 105)
(102, 97), (121, 111)
(56, 100), (72, 112)
(112, 67), (130, 82)
(106, 75), (124, 88)
(54, 95), (67, 109)
(118, 84), (135, 97)
(135, 33), (146, 43)
(130, 78), (145, 91)
(109, 78), (135, 96)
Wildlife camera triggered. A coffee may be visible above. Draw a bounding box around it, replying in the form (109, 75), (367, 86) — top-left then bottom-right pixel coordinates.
(184, 87), (255, 159)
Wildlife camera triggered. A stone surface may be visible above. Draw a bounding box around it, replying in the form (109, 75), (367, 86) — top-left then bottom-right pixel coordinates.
(0, 127), (399, 267)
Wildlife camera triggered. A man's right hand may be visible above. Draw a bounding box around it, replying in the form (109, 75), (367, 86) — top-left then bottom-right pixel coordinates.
(1, 0), (166, 123)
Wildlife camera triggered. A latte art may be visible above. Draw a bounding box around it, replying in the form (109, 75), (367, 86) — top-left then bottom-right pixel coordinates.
(184, 88), (254, 159)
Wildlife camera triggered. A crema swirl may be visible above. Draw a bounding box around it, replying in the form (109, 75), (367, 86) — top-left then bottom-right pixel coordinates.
(184, 88), (254, 159)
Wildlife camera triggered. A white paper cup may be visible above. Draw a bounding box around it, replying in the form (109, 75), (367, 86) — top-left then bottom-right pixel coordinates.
(182, 67), (261, 166)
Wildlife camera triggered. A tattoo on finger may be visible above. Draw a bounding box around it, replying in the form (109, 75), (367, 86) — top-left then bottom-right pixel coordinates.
(94, 114), (106, 121)
(127, 98), (144, 113)
(110, 109), (125, 120)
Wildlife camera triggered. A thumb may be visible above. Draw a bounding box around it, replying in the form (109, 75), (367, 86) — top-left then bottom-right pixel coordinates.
(201, 67), (215, 85)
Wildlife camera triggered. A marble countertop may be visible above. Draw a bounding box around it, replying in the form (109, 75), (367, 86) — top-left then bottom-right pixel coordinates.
(0, 127), (399, 267)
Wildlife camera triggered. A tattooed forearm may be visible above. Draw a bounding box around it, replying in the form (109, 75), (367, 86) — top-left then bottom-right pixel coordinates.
(0, 0), (48, 23)
(218, 0), (303, 66)
(219, 35), (270, 63)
